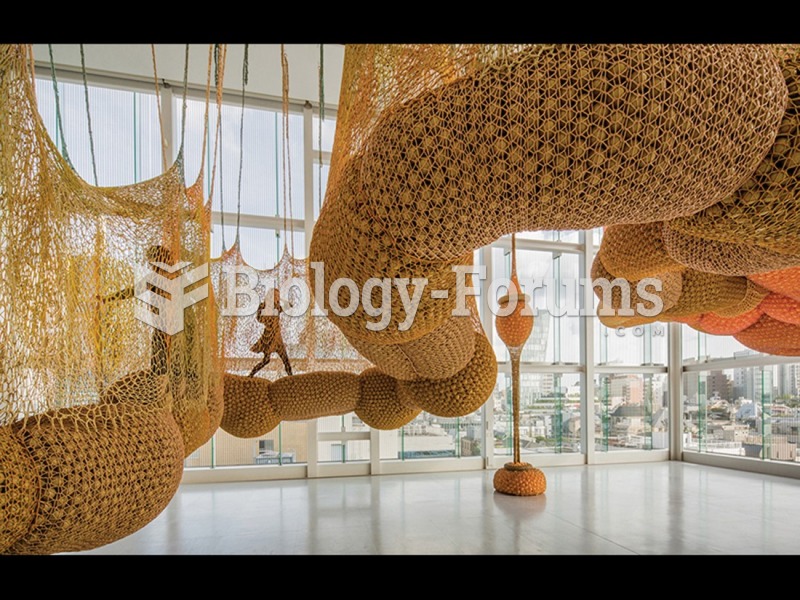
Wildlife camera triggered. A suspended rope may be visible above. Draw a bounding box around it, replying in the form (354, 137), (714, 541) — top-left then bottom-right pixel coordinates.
(280, 44), (295, 263)
(150, 45), (168, 172)
(318, 44), (324, 213)
(234, 44), (249, 244)
(209, 45), (227, 230)
(79, 45), (99, 186)
(219, 112), (226, 251)
(47, 44), (73, 169)
(178, 44), (189, 156)
(194, 44), (215, 186)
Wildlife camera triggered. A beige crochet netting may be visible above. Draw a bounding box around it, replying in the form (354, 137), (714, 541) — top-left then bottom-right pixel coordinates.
(589, 47), (800, 354)
(343, 44), (785, 264)
(592, 49), (800, 279)
(667, 50), (800, 258)
(308, 43), (786, 384)
(661, 223), (800, 276)
(0, 45), (221, 554)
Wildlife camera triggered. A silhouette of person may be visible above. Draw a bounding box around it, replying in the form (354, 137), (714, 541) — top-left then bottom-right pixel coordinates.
(249, 287), (293, 377)
(100, 245), (176, 376)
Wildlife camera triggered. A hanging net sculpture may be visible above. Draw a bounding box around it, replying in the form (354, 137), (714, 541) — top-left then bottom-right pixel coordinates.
(589, 46), (800, 357)
(4, 41), (800, 550)
(304, 44), (785, 392)
(0, 45), (221, 554)
(223, 44), (792, 442)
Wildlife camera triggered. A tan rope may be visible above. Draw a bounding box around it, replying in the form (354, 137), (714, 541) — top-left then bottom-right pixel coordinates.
(280, 44), (295, 264)
(150, 44), (168, 173)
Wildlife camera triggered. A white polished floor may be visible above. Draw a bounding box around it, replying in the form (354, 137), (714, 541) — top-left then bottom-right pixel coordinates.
(73, 461), (800, 555)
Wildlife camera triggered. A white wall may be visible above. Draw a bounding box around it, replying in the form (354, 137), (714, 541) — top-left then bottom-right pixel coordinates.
(33, 44), (345, 107)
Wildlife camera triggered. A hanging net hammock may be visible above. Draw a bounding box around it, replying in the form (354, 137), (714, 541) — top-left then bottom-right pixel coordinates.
(0, 45), (221, 554)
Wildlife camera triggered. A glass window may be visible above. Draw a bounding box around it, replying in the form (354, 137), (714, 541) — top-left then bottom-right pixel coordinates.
(493, 372), (582, 457)
(312, 115), (336, 152)
(594, 373), (669, 451)
(210, 225), (306, 267)
(312, 161), (330, 221)
(35, 78), (162, 186)
(185, 422), (308, 469)
(380, 409), (482, 460)
(596, 321), (668, 366)
(683, 365), (799, 463)
(180, 97), (305, 220)
(682, 325), (758, 363)
(491, 247), (582, 364)
(516, 230), (580, 244)
(318, 414), (370, 463)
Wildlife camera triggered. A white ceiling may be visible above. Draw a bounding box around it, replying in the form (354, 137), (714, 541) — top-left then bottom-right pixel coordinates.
(33, 44), (345, 107)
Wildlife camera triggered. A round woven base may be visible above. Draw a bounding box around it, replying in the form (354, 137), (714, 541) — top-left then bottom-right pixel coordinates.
(493, 462), (547, 496)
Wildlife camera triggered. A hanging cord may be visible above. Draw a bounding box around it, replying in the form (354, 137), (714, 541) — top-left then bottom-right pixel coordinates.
(219, 114), (226, 250)
(280, 44), (295, 261)
(47, 44), (73, 169)
(210, 45), (228, 252)
(79, 45), (99, 186)
(317, 44), (324, 212)
(150, 45), (169, 172)
(511, 233), (517, 278)
(196, 44), (214, 182)
(178, 43), (189, 157)
(234, 44), (249, 245)
(149, 44), (189, 168)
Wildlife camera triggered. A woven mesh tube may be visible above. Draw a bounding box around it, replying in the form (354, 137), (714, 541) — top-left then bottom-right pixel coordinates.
(99, 370), (169, 407)
(4, 403), (184, 555)
(167, 377), (211, 458)
(100, 369), (218, 458)
(270, 372), (361, 421)
(309, 154), (470, 346)
(355, 368), (421, 430)
(695, 309), (764, 335)
(346, 315), (476, 381)
(397, 315), (477, 379)
(396, 331), (498, 418)
(347, 336), (418, 380)
(750, 266), (800, 302)
(221, 374), (280, 439)
(672, 314), (703, 328)
(668, 51), (800, 257)
(661, 222), (800, 276)
(709, 280), (769, 317)
(221, 367), (422, 438)
(663, 270), (749, 318)
(0, 427), (39, 553)
(595, 222), (684, 280)
(591, 253), (684, 328)
(335, 44), (786, 263)
(735, 314), (800, 355)
(760, 293), (800, 325)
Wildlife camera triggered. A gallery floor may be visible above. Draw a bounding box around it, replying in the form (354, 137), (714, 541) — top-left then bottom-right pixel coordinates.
(73, 462), (800, 555)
